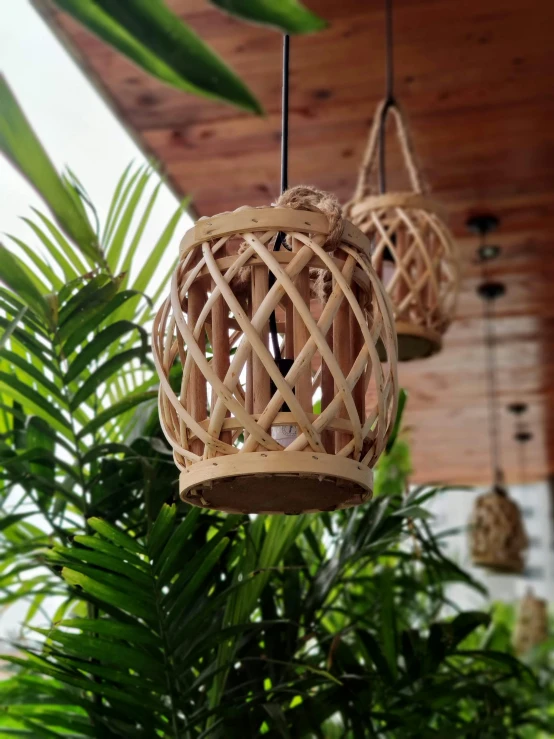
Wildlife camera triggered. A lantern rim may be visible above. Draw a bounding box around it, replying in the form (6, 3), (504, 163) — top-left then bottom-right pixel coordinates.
(180, 206), (372, 258)
(179, 451), (373, 515)
(348, 191), (447, 220)
(395, 321), (442, 361)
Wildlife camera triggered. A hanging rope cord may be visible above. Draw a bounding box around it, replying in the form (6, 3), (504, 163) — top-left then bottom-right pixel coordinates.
(378, 0), (395, 193)
(268, 34), (291, 362)
(482, 295), (503, 490)
(347, 0), (425, 207)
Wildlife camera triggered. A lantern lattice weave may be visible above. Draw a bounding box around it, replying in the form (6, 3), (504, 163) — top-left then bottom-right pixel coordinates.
(153, 197), (398, 514)
(469, 489), (528, 573)
(513, 590), (548, 655)
(344, 100), (460, 361)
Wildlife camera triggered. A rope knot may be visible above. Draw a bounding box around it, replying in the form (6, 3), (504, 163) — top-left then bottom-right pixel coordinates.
(275, 185), (344, 252)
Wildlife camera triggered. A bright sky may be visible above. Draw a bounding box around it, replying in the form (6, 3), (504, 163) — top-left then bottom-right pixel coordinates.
(0, 0), (192, 640)
(0, 0), (191, 289)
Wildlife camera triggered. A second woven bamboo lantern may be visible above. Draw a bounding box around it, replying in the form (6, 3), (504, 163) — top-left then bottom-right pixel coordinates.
(153, 188), (398, 514)
(344, 101), (459, 361)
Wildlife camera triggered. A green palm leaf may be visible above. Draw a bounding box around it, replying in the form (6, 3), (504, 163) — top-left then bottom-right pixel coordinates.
(0, 76), (101, 265)
(211, 0), (326, 33)
(50, 0), (262, 114)
(0, 505), (263, 736)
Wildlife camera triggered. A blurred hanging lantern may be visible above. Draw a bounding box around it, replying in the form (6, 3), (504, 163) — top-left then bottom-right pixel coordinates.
(344, 0), (459, 361)
(468, 217), (528, 573)
(152, 37), (398, 515)
(513, 589), (548, 655)
(508, 411), (547, 655)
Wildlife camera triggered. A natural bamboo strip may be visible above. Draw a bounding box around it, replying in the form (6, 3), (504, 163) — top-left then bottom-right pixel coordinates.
(210, 246), (232, 455)
(334, 283), (352, 454)
(292, 236), (312, 413)
(350, 284), (366, 442)
(239, 235), (362, 456)
(251, 262), (270, 420)
(240, 255), (357, 455)
(204, 239), (323, 452)
(284, 297), (294, 359)
(321, 327), (334, 453)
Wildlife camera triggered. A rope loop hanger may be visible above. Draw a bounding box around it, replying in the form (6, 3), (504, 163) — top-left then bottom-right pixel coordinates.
(152, 31), (399, 515)
(344, 0), (460, 362)
(351, 0), (425, 203)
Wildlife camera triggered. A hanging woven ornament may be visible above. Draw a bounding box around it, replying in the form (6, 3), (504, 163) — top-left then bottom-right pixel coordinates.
(152, 37), (398, 514)
(513, 589), (548, 655)
(344, 0), (459, 361)
(470, 485), (528, 573)
(468, 219), (528, 573)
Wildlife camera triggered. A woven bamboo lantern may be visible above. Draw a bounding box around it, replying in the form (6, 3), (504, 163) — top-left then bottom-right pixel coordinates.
(513, 590), (548, 655)
(344, 101), (460, 361)
(469, 487), (528, 573)
(152, 187), (398, 514)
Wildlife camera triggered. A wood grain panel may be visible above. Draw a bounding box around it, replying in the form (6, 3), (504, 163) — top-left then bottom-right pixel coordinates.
(35, 0), (554, 484)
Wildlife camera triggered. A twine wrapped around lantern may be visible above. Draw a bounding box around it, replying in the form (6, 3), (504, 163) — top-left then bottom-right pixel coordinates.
(344, 100), (460, 361)
(152, 187), (398, 514)
(513, 589), (548, 655)
(469, 487), (528, 573)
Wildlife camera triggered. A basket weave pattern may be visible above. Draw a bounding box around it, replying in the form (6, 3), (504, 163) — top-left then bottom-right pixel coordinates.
(348, 194), (458, 335)
(344, 99), (459, 356)
(152, 205), (398, 513)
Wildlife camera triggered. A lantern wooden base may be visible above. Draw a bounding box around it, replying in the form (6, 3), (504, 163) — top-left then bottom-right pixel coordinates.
(377, 321), (442, 362)
(180, 452), (372, 514)
(471, 555), (525, 575)
(469, 489), (528, 575)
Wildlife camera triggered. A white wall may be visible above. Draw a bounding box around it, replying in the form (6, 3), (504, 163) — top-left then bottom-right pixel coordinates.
(428, 482), (553, 609)
(0, 0), (192, 640)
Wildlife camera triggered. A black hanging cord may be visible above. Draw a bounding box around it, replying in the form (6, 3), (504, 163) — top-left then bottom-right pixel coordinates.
(482, 297), (503, 489)
(517, 432), (528, 487)
(269, 34), (291, 362)
(512, 409), (532, 487)
(378, 0), (395, 194)
(281, 34), (290, 195)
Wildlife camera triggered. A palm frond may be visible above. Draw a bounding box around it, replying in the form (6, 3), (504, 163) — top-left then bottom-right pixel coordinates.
(0, 505), (258, 737)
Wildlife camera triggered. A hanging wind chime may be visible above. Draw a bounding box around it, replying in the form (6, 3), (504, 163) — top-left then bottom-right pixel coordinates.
(152, 37), (399, 514)
(507, 404), (549, 654)
(344, 0), (459, 361)
(468, 216), (528, 573)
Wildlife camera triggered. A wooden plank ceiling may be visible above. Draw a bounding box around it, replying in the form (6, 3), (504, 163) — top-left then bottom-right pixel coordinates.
(37, 0), (554, 485)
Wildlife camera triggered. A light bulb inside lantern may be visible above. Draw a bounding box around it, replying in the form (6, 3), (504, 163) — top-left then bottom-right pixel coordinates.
(271, 423), (298, 447)
(381, 254), (396, 288)
(270, 357), (298, 447)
